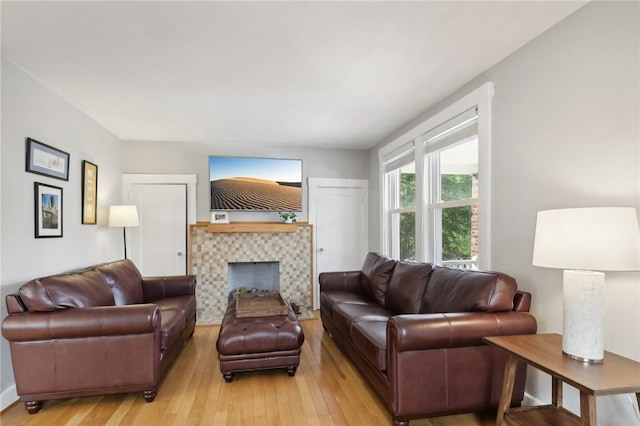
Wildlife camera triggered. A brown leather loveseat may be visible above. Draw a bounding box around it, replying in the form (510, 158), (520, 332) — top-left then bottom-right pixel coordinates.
(2, 259), (196, 414)
(319, 252), (537, 426)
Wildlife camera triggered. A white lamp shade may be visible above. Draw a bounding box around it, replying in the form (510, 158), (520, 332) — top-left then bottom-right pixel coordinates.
(108, 205), (140, 227)
(533, 207), (640, 271)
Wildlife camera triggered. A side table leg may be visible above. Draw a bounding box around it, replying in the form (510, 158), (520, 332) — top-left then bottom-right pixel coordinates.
(496, 354), (518, 426)
(552, 377), (563, 408)
(579, 391), (596, 426)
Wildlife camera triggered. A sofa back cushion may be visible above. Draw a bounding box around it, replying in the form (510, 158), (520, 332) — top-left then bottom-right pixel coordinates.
(19, 270), (114, 312)
(361, 252), (396, 306)
(421, 266), (516, 313)
(385, 261), (432, 314)
(96, 259), (143, 305)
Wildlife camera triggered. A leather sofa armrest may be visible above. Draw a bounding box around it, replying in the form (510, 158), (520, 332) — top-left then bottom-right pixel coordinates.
(387, 312), (537, 352)
(2, 304), (160, 341)
(513, 290), (532, 312)
(141, 275), (197, 301)
(319, 271), (363, 293)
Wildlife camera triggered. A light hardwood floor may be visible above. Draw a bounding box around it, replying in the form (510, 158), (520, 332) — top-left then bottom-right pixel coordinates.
(1, 312), (494, 425)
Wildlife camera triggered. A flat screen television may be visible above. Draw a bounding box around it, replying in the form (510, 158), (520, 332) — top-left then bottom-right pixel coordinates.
(209, 156), (302, 211)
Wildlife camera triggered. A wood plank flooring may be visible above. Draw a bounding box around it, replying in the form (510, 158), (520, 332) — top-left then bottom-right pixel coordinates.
(1, 312), (494, 425)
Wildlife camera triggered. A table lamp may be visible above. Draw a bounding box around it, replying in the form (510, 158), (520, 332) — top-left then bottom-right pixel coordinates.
(109, 205), (140, 259)
(532, 207), (640, 363)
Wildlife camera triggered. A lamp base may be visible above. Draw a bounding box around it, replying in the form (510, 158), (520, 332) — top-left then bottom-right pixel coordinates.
(562, 350), (603, 364)
(562, 270), (604, 363)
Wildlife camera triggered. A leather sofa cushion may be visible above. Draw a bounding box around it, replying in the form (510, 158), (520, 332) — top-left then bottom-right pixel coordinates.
(422, 266), (516, 313)
(160, 308), (185, 350)
(152, 295), (196, 323)
(352, 320), (387, 371)
(19, 270), (114, 312)
(385, 261), (432, 314)
(97, 259), (143, 305)
(361, 252), (396, 306)
(332, 302), (393, 338)
(320, 291), (371, 318)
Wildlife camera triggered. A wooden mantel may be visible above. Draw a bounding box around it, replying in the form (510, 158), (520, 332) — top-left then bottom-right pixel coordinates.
(191, 221), (311, 233)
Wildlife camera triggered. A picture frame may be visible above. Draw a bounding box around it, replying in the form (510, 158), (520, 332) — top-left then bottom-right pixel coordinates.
(211, 211), (230, 224)
(35, 182), (63, 238)
(81, 160), (98, 225)
(26, 138), (70, 181)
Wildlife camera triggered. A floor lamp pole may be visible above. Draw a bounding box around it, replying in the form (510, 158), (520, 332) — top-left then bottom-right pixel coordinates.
(123, 227), (128, 259)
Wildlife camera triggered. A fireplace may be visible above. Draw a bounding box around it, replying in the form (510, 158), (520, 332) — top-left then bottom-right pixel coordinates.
(228, 261), (279, 297)
(190, 222), (312, 324)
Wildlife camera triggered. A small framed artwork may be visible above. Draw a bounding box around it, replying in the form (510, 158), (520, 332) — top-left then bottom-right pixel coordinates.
(26, 138), (70, 181)
(211, 211), (230, 224)
(81, 160), (98, 224)
(35, 182), (63, 238)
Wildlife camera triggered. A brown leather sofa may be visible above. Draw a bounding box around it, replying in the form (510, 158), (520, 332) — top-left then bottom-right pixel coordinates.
(2, 259), (197, 414)
(319, 252), (537, 426)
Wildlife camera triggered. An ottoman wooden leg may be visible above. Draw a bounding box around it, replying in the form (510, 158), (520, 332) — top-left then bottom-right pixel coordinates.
(223, 372), (234, 383)
(287, 366), (297, 377)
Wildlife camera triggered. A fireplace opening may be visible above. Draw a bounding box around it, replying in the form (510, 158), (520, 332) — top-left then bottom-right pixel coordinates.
(228, 261), (279, 299)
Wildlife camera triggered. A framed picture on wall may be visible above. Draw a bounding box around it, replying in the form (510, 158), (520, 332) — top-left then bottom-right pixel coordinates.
(211, 211), (230, 224)
(81, 160), (98, 224)
(34, 182), (63, 238)
(26, 138), (70, 181)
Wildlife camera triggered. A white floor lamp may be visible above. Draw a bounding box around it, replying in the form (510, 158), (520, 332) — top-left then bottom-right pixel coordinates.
(109, 205), (140, 259)
(532, 207), (640, 363)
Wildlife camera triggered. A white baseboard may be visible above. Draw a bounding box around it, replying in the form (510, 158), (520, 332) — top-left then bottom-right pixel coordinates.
(1, 384), (18, 411)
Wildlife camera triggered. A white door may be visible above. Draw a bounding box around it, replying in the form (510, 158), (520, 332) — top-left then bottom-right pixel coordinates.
(309, 178), (368, 309)
(128, 184), (187, 276)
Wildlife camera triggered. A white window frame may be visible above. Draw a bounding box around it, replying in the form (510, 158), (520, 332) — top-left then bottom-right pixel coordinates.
(384, 165), (417, 260)
(423, 136), (479, 265)
(379, 82), (493, 269)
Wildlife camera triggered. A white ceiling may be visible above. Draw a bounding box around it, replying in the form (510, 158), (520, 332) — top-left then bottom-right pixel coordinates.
(1, 1), (585, 150)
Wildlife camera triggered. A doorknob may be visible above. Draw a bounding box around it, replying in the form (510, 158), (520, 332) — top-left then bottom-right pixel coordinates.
(319, 248), (324, 253)
(177, 251), (183, 256)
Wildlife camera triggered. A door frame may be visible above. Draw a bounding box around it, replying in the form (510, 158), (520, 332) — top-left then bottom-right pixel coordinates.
(308, 177), (369, 309)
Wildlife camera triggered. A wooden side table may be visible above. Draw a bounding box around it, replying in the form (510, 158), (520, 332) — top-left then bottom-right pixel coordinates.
(485, 333), (640, 426)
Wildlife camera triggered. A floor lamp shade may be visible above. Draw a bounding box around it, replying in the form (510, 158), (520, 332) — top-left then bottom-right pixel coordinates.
(533, 207), (640, 363)
(108, 205), (140, 228)
(109, 205), (140, 259)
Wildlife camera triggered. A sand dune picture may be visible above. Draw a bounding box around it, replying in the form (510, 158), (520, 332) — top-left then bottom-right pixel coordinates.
(209, 157), (302, 211)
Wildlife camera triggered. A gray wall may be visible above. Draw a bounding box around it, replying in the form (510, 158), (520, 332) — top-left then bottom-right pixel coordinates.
(369, 2), (639, 422)
(0, 58), (125, 404)
(121, 140), (369, 222)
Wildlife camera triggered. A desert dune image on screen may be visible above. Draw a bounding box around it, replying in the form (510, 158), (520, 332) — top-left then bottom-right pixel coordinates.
(210, 157), (302, 211)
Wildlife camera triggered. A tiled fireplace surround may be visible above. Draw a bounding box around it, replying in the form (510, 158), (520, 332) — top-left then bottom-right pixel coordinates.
(190, 223), (312, 324)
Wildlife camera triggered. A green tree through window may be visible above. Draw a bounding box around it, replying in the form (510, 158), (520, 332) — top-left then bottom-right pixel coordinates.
(441, 175), (472, 260)
(400, 173), (416, 260)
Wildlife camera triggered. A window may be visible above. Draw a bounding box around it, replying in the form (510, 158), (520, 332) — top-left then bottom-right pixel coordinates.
(379, 83), (492, 269)
(385, 163), (416, 260)
(423, 114), (479, 268)
(382, 142), (416, 261)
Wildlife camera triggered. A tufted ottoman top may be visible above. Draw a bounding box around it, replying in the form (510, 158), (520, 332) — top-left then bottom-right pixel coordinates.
(216, 301), (305, 355)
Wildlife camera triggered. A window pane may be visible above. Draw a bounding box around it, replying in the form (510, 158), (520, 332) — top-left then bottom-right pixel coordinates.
(441, 174), (472, 202)
(400, 211), (415, 261)
(439, 138), (477, 202)
(441, 204), (478, 268)
(399, 163), (415, 208)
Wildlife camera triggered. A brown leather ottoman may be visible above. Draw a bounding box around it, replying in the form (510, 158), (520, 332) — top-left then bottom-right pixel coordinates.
(216, 300), (305, 382)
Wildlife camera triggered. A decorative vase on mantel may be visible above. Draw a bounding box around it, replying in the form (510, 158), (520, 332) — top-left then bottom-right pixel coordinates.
(279, 212), (297, 224)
